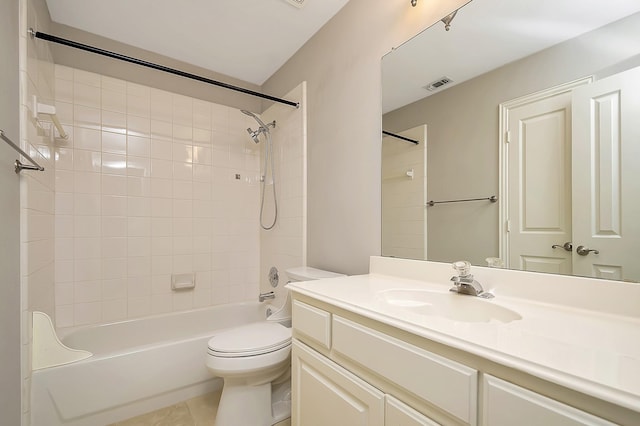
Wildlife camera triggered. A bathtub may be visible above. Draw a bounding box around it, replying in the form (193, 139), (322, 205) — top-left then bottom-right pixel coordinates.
(31, 302), (270, 426)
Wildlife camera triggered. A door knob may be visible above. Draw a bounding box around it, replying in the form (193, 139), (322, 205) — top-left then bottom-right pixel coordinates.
(551, 242), (573, 251)
(576, 245), (599, 256)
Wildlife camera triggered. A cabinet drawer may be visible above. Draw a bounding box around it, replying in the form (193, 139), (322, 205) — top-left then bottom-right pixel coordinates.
(332, 315), (477, 425)
(292, 300), (331, 350)
(482, 375), (615, 426)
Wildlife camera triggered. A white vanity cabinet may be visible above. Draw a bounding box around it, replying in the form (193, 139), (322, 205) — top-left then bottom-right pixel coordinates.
(291, 297), (622, 426)
(292, 300), (474, 425)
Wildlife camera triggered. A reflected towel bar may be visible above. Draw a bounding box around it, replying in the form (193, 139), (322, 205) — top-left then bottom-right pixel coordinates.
(0, 129), (45, 173)
(427, 195), (497, 207)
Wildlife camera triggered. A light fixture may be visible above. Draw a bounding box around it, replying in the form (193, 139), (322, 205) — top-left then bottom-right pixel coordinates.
(411, 0), (417, 6)
(441, 10), (458, 31)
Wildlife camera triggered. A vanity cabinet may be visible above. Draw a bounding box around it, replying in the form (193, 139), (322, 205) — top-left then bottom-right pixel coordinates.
(292, 299), (472, 425)
(291, 298), (620, 426)
(481, 375), (615, 426)
(293, 340), (385, 426)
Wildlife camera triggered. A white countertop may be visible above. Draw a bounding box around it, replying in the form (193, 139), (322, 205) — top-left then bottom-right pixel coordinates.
(288, 271), (640, 412)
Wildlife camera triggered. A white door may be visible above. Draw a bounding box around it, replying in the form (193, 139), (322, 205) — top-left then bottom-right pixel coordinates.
(571, 66), (640, 281)
(505, 90), (574, 274)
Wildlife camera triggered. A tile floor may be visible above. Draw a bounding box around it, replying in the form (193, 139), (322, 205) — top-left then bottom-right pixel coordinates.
(110, 391), (291, 426)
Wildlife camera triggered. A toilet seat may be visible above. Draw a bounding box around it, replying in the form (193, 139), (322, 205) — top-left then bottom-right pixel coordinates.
(208, 322), (291, 358)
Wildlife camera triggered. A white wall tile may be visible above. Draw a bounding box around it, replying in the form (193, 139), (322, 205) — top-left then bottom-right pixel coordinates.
(74, 105), (101, 130)
(74, 302), (102, 325)
(173, 143), (193, 163)
(74, 83), (100, 109)
(102, 299), (127, 322)
(74, 127), (101, 150)
(127, 115), (150, 137)
(102, 111), (126, 134)
(127, 94), (150, 118)
(74, 69), (101, 87)
(54, 66), (268, 326)
(73, 150), (101, 172)
(101, 278), (127, 300)
(126, 156), (150, 177)
(150, 90), (172, 122)
(102, 154), (127, 175)
(102, 89), (127, 113)
(101, 75), (126, 93)
(102, 237), (127, 259)
(102, 216), (127, 237)
(151, 139), (172, 160)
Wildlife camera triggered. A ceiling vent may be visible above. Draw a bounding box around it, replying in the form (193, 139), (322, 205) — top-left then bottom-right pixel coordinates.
(284, 0), (306, 8)
(424, 77), (453, 92)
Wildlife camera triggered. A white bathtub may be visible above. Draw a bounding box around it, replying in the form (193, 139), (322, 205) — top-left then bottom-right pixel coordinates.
(31, 302), (270, 426)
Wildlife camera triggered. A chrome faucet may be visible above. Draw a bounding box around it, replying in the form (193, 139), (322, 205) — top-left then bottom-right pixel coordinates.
(259, 291), (276, 302)
(450, 261), (493, 299)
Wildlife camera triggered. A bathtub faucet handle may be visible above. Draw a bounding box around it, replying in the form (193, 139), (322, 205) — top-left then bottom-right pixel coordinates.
(259, 291), (275, 302)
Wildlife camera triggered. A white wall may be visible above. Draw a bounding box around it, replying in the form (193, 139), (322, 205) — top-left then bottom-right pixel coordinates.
(263, 0), (470, 274)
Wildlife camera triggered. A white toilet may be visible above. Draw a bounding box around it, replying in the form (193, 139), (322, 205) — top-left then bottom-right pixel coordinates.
(206, 266), (344, 426)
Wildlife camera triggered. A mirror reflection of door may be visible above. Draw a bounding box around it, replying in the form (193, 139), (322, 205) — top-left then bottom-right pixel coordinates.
(502, 81), (585, 275)
(502, 66), (640, 281)
(382, 125), (427, 260)
(572, 66), (640, 281)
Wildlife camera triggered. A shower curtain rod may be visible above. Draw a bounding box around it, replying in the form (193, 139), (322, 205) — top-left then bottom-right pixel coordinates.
(30, 29), (300, 109)
(382, 131), (419, 145)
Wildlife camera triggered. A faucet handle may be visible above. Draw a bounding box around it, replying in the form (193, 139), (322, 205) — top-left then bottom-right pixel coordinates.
(452, 260), (471, 276)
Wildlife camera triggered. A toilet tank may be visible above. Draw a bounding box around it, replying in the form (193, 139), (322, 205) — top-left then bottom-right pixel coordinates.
(285, 266), (345, 282)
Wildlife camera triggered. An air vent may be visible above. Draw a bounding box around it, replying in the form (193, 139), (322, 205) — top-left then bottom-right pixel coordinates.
(284, 0), (306, 8)
(424, 77), (453, 91)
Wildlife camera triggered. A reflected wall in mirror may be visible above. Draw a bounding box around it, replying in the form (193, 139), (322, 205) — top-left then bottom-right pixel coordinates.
(382, 0), (640, 282)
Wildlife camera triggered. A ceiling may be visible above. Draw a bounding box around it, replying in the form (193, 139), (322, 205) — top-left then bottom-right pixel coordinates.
(382, 0), (640, 113)
(44, 0), (350, 86)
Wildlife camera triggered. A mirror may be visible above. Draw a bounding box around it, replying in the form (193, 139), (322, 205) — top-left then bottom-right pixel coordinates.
(382, 0), (640, 282)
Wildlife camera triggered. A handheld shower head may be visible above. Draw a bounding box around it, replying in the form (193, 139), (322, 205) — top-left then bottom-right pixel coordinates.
(241, 110), (276, 134)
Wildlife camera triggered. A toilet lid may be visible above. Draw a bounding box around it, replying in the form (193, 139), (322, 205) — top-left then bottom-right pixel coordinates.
(208, 322), (291, 357)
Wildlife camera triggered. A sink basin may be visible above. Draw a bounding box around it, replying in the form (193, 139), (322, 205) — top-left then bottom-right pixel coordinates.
(377, 289), (522, 323)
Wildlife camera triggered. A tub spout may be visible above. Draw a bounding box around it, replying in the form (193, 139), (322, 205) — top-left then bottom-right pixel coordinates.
(259, 291), (275, 302)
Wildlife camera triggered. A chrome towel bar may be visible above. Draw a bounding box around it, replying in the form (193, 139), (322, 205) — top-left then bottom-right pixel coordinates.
(0, 129), (45, 173)
(427, 195), (497, 207)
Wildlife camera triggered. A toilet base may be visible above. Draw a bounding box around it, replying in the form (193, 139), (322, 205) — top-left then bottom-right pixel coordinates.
(215, 378), (291, 426)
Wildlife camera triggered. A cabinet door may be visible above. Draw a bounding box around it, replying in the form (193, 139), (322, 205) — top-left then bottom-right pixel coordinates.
(482, 375), (615, 426)
(386, 395), (441, 426)
(292, 340), (385, 426)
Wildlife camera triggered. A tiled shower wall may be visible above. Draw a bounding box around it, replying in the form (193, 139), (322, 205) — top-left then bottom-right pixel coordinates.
(21, 0), (57, 421)
(53, 65), (264, 327)
(381, 125), (427, 261)
(260, 83), (307, 298)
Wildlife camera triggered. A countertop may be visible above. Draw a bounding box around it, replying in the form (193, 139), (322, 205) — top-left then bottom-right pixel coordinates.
(287, 272), (640, 412)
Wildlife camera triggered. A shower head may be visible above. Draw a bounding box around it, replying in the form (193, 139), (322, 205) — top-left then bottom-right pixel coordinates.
(241, 110), (276, 132)
(241, 110), (269, 129)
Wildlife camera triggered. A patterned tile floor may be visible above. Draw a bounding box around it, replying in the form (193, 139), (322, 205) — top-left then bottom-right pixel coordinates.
(110, 391), (291, 426)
